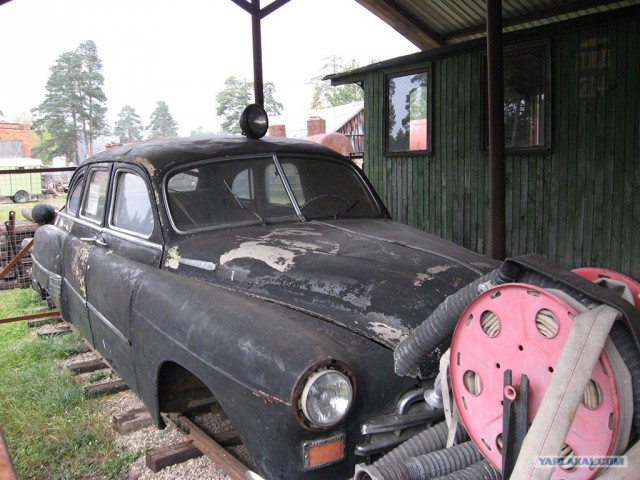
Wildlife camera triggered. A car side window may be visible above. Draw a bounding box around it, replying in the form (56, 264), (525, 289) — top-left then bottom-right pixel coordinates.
(111, 172), (154, 237)
(66, 174), (85, 214)
(81, 169), (109, 223)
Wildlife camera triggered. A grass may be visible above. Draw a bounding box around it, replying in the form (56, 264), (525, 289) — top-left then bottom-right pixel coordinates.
(0, 288), (138, 479)
(0, 195), (67, 222)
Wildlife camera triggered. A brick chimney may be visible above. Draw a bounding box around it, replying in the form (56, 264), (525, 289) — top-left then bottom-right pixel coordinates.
(307, 117), (326, 136)
(268, 124), (286, 137)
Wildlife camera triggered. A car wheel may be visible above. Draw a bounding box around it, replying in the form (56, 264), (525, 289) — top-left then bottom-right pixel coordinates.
(12, 190), (30, 204)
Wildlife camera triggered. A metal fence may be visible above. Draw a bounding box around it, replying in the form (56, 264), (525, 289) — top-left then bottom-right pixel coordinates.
(0, 166), (75, 291)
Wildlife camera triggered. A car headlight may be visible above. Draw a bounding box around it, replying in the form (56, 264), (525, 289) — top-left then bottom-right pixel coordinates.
(299, 368), (353, 428)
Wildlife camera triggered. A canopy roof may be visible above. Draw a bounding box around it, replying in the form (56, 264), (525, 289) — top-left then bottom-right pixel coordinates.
(355, 0), (640, 51)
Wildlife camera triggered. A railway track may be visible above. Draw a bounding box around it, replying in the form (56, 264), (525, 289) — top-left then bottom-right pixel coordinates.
(58, 324), (266, 480)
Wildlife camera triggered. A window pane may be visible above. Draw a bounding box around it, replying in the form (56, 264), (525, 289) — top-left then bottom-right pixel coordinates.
(167, 169), (199, 192)
(112, 173), (154, 237)
(265, 163), (304, 205)
(387, 71), (430, 152)
(280, 158), (380, 220)
(81, 170), (109, 222)
(504, 46), (547, 148)
(67, 175), (84, 214)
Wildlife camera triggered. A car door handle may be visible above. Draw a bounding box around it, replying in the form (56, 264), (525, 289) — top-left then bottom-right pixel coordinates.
(80, 236), (107, 246)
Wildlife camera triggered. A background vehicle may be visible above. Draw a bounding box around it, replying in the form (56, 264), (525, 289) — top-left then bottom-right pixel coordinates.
(0, 157), (42, 203)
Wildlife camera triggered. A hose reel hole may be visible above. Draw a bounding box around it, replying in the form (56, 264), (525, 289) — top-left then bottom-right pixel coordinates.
(480, 310), (500, 337)
(559, 444), (577, 471)
(582, 379), (602, 410)
(535, 309), (559, 338)
(463, 370), (482, 396)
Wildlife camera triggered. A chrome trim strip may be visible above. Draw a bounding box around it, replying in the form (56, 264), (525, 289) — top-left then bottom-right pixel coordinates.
(63, 278), (87, 306)
(272, 153), (306, 221)
(56, 211), (161, 251)
(88, 303), (131, 346)
(104, 228), (162, 251)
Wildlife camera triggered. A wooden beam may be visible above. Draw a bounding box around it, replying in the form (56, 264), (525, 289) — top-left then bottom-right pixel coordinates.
(85, 379), (130, 397)
(486, 0), (506, 261)
(146, 441), (203, 473)
(112, 407), (153, 435)
(0, 310), (60, 325)
(355, 0), (447, 50)
(165, 413), (255, 480)
(0, 430), (16, 480)
(68, 358), (109, 374)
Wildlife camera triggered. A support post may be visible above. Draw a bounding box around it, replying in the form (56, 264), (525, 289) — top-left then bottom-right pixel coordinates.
(252, 0), (264, 107)
(486, 0), (506, 260)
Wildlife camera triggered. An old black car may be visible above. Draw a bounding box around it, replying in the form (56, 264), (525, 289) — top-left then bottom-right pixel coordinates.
(31, 106), (495, 479)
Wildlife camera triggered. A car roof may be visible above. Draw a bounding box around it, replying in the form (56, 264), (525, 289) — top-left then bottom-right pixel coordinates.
(83, 135), (351, 179)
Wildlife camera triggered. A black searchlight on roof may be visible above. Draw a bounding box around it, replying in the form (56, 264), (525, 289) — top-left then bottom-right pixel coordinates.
(239, 104), (269, 139)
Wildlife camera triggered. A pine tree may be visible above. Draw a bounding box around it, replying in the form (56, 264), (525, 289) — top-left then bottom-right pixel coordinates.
(32, 41), (108, 164)
(147, 101), (178, 139)
(114, 105), (144, 142)
(77, 41), (108, 156)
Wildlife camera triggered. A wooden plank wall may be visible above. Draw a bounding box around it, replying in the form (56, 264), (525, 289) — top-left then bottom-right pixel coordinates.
(362, 16), (640, 279)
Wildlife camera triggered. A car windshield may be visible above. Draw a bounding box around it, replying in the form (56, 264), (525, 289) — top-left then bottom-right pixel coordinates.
(165, 155), (382, 232)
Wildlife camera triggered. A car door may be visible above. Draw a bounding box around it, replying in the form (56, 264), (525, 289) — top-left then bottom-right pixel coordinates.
(61, 165), (113, 348)
(84, 164), (162, 394)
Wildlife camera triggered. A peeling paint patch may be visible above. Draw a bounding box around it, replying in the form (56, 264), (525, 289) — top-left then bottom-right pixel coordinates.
(413, 265), (454, 287)
(165, 246), (180, 269)
(342, 292), (371, 309)
(367, 321), (406, 343)
(221, 243), (297, 272)
(134, 156), (157, 177)
(413, 273), (431, 287)
(219, 229), (339, 272)
(72, 244), (91, 296)
(428, 264), (452, 275)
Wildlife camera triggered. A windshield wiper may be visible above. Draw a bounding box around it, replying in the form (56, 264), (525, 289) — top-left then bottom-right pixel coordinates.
(333, 199), (361, 219)
(223, 180), (269, 225)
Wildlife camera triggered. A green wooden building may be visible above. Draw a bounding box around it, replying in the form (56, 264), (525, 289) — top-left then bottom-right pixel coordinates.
(330, 6), (640, 280)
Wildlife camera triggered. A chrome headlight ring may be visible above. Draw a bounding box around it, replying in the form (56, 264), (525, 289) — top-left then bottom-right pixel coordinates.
(294, 361), (355, 430)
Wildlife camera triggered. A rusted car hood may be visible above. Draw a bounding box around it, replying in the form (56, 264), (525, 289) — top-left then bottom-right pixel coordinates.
(164, 219), (497, 348)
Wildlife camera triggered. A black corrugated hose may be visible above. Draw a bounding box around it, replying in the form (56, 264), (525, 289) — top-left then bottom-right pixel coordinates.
(432, 460), (502, 479)
(356, 442), (483, 480)
(393, 272), (495, 378)
(374, 421), (468, 467)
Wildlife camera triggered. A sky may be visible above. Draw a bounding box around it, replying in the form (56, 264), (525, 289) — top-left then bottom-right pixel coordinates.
(0, 0), (418, 136)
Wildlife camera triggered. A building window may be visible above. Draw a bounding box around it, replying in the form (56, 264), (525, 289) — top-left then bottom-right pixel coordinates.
(503, 44), (548, 149)
(387, 68), (431, 153)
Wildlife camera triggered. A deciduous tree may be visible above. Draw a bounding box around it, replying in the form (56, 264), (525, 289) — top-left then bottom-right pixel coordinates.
(216, 76), (282, 134)
(310, 55), (365, 108)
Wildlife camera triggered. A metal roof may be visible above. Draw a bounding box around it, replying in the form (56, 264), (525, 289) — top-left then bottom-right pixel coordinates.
(355, 0), (640, 50)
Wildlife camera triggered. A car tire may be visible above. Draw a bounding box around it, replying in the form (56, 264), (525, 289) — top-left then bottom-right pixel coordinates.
(12, 190), (30, 204)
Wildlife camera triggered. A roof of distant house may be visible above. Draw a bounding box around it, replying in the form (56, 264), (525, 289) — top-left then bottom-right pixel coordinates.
(268, 101), (363, 139)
